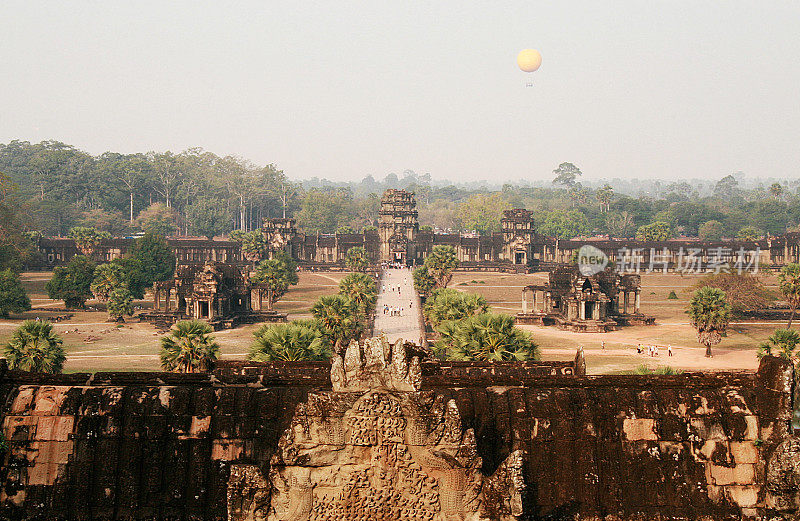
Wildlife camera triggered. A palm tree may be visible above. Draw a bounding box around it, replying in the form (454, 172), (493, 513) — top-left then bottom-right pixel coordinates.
(249, 321), (331, 361)
(159, 320), (220, 373)
(338, 273), (377, 314)
(310, 294), (364, 352)
(423, 288), (488, 327)
(779, 264), (800, 328)
(91, 263), (126, 302)
(687, 287), (732, 358)
(4, 320), (66, 373)
(435, 313), (539, 362)
(758, 329), (800, 362)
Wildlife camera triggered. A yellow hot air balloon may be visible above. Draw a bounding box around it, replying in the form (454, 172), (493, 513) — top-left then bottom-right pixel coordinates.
(517, 49), (542, 72)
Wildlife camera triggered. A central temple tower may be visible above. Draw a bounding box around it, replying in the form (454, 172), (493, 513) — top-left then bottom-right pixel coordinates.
(378, 189), (418, 264)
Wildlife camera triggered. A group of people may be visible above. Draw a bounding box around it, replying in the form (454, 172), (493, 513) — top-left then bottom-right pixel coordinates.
(383, 304), (406, 316)
(381, 282), (406, 297)
(637, 343), (673, 357)
(380, 261), (406, 270)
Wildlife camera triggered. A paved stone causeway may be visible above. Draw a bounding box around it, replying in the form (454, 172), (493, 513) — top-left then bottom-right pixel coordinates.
(372, 267), (424, 344)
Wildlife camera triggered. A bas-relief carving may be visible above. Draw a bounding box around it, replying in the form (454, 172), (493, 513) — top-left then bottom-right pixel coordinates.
(228, 336), (525, 521)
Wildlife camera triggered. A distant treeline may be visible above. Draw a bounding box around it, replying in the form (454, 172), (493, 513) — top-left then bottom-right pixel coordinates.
(0, 141), (799, 243)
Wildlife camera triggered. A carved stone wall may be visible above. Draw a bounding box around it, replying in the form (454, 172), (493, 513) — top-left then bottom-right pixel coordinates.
(0, 353), (796, 520)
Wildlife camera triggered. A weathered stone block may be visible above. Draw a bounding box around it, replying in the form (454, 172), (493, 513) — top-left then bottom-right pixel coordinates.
(622, 418), (657, 441)
(708, 463), (755, 486)
(729, 441), (759, 464)
(724, 485), (759, 508)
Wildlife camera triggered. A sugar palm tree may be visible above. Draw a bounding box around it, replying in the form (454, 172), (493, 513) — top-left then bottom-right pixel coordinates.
(310, 294), (364, 352)
(779, 263), (800, 328)
(436, 313), (539, 362)
(758, 328), (800, 362)
(249, 321), (331, 362)
(423, 288), (488, 327)
(4, 320), (66, 373)
(338, 273), (377, 314)
(159, 320), (220, 373)
(687, 287), (731, 358)
(91, 263), (127, 302)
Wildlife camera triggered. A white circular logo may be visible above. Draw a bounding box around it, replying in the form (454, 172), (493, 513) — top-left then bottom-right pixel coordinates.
(577, 245), (608, 276)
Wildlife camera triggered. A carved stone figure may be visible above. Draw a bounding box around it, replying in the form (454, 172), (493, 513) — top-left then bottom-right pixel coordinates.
(228, 336), (525, 521)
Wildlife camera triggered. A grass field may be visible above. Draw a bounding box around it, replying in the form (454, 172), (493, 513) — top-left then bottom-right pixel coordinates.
(1, 270), (786, 375)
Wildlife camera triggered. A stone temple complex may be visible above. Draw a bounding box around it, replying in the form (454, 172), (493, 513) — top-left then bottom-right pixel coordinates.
(515, 266), (656, 332)
(30, 189), (800, 272)
(3, 338), (800, 519)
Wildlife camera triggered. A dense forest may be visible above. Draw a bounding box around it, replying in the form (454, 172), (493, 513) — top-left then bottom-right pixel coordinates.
(1, 140), (799, 243)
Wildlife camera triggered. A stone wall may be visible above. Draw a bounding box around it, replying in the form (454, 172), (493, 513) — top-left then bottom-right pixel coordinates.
(0, 356), (794, 520)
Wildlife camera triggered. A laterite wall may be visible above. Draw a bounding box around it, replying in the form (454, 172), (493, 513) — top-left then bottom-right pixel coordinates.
(0, 357), (793, 520)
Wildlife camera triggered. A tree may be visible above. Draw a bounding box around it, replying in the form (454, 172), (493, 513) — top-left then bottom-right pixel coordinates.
(424, 245), (459, 289)
(687, 287), (732, 357)
(310, 294), (364, 352)
(129, 232), (176, 286)
(185, 197), (231, 238)
(344, 246), (369, 272)
(413, 265), (436, 297)
(251, 252), (299, 311)
(111, 257), (148, 299)
(692, 272), (774, 316)
(338, 272), (377, 315)
(636, 221), (673, 241)
(456, 193), (511, 233)
(46, 255), (97, 308)
(4, 321), (66, 373)
(758, 329), (800, 362)
(0, 269), (31, 317)
(753, 199), (788, 236)
(241, 230), (270, 263)
(107, 287), (134, 322)
(552, 162), (582, 187)
(434, 313), (539, 361)
(135, 203), (179, 236)
(249, 321), (331, 362)
(596, 185), (613, 213)
(423, 288), (488, 327)
(538, 209), (591, 239)
(769, 182), (784, 199)
(68, 226), (112, 256)
(606, 211), (635, 238)
(779, 263), (800, 328)
(78, 209), (132, 236)
(698, 220), (725, 241)
(736, 226), (764, 240)
(90, 263), (127, 302)
(159, 320), (220, 373)
(714, 175), (739, 199)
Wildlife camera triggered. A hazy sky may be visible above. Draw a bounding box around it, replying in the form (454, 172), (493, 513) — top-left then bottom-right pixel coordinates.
(1, 1), (799, 183)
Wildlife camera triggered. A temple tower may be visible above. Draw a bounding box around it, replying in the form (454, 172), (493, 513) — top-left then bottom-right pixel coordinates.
(378, 189), (418, 264)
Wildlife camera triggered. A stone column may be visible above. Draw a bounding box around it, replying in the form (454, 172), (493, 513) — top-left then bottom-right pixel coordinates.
(579, 300), (585, 320)
(623, 292), (629, 315)
(635, 291), (641, 314)
(532, 290), (537, 313)
(164, 289), (170, 312)
(522, 289), (528, 314)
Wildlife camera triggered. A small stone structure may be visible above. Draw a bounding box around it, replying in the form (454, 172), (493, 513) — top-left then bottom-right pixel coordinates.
(516, 265), (655, 332)
(140, 262), (286, 329)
